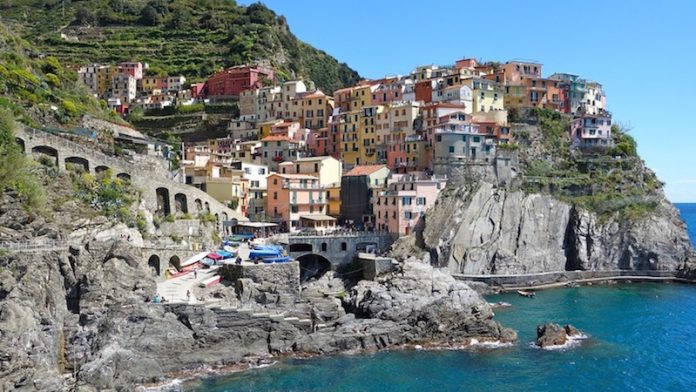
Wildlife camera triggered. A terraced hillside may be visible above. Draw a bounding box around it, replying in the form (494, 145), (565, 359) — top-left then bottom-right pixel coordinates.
(1, 0), (361, 92)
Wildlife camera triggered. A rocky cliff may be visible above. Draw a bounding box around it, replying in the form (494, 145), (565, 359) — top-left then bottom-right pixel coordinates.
(0, 183), (513, 390)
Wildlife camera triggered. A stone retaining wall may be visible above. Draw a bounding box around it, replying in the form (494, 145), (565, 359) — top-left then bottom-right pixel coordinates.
(221, 262), (300, 295)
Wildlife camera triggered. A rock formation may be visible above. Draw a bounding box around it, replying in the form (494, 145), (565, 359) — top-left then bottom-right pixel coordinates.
(422, 182), (693, 275)
(535, 323), (585, 348)
(0, 184), (513, 390)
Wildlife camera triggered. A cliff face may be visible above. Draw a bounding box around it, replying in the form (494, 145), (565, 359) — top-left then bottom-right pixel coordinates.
(423, 182), (693, 275)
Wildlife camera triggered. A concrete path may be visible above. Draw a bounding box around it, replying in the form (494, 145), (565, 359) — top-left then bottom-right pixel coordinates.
(157, 265), (221, 304)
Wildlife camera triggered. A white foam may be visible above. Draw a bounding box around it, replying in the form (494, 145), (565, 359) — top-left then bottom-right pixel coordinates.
(138, 378), (182, 392)
(532, 333), (588, 351)
(468, 338), (514, 349)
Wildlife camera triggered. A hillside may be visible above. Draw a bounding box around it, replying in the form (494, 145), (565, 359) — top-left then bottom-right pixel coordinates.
(1, 0), (362, 92)
(0, 22), (121, 128)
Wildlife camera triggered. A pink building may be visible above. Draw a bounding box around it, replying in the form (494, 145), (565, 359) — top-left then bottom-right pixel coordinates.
(270, 121), (308, 143)
(119, 62), (143, 80)
(373, 173), (447, 235)
(570, 113), (613, 148)
(266, 173), (329, 232)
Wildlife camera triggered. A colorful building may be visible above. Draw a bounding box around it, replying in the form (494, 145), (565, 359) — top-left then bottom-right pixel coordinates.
(260, 135), (303, 171)
(373, 173), (447, 235)
(266, 173), (328, 231)
(340, 165), (391, 228)
(277, 156), (342, 186)
(570, 113), (613, 148)
(205, 65), (274, 98)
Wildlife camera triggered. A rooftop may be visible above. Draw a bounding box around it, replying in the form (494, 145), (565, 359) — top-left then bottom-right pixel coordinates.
(268, 173), (319, 180)
(344, 165), (387, 177)
(261, 135), (293, 142)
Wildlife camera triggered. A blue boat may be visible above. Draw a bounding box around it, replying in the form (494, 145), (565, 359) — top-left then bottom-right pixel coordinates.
(215, 250), (234, 259)
(262, 256), (291, 264)
(249, 248), (282, 260)
(252, 244), (283, 252)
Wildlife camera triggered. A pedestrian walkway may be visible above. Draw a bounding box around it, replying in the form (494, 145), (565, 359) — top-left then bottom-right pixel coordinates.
(156, 265), (221, 304)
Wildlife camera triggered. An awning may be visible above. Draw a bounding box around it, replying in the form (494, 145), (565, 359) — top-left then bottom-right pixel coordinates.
(299, 214), (337, 222)
(237, 222), (279, 228)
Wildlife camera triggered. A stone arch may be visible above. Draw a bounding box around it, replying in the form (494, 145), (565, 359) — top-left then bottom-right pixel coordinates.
(148, 255), (161, 276)
(116, 172), (131, 181)
(289, 243), (313, 252)
(31, 145), (59, 167)
(215, 213), (219, 223)
(296, 253), (332, 282)
(204, 201), (210, 212)
(340, 242), (347, 251)
(156, 187), (171, 216)
(169, 255), (181, 271)
(356, 242), (379, 253)
(15, 137), (25, 153)
(221, 212), (228, 222)
(174, 193), (188, 214)
(321, 242), (328, 252)
(195, 198), (203, 211)
(95, 165), (111, 174)
(65, 156), (90, 173)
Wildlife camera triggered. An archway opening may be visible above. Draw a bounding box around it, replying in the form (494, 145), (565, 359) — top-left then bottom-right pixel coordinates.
(65, 156), (89, 173)
(116, 172), (131, 182)
(289, 243), (313, 252)
(31, 145), (59, 167)
(174, 193), (188, 214)
(297, 253), (332, 282)
(156, 187), (171, 216)
(340, 242), (347, 251)
(169, 255), (181, 271)
(148, 255), (161, 276)
(204, 201), (210, 212)
(15, 137), (25, 153)
(321, 242), (328, 252)
(195, 198), (202, 211)
(95, 165), (111, 175)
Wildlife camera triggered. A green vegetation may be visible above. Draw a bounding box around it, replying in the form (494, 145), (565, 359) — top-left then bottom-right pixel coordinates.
(3, 1), (361, 93)
(0, 108), (45, 209)
(71, 169), (139, 226)
(518, 110), (658, 221)
(0, 23), (119, 127)
(199, 212), (216, 223)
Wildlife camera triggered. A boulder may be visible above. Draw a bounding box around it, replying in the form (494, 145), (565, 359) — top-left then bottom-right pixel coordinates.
(535, 323), (584, 348)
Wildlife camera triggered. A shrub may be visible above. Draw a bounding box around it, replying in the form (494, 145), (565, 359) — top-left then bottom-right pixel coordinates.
(164, 214), (175, 223)
(61, 99), (79, 117)
(45, 73), (61, 87)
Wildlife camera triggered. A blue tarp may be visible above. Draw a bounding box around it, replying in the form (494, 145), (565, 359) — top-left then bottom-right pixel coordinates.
(249, 249), (281, 260)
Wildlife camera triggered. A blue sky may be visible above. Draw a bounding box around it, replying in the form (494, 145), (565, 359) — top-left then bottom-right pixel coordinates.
(242, 0), (696, 202)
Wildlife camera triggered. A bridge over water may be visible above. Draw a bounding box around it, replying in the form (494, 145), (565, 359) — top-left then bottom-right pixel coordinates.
(15, 126), (246, 226)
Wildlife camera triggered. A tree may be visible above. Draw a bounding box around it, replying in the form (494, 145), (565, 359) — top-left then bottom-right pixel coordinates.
(140, 5), (162, 26)
(75, 8), (97, 26)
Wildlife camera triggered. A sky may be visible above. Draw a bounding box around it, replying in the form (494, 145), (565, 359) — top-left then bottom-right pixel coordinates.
(242, 0), (696, 202)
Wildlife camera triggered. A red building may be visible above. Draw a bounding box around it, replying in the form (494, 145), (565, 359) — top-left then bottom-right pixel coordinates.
(205, 65), (274, 98)
(415, 80), (434, 103)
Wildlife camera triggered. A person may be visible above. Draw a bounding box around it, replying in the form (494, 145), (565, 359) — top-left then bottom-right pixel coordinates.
(144, 295), (151, 303)
(186, 290), (191, 302)
(193, 269), (198, 279)
(235, 256), (242, 265)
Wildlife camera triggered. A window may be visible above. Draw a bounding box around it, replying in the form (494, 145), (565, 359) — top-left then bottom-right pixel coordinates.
(437, 135), (442, 142)
(259, 168), (266, 174)
(273, 178), (278, 185)
(341, 242), (347, 251)
(449, 146), (455, 153)
(404, 211), (413, 220)
(273, 191), (278, 200)
(402, 197), (412, 206)
(473, 136), (481, 143)
(416, 197), (426, 205)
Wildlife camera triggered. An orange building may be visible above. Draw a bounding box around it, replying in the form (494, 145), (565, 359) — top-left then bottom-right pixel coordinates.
(266, 173), (328, 231)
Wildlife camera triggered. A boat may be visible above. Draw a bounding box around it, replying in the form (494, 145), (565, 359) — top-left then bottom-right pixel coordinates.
(517, 290), (536, 298)
(249, 248), (282, 261)
(223, 245), (238, 254)
(252, 243), (283, 252)
(261, 256), (291, 264)
(215, 250), (235, 259)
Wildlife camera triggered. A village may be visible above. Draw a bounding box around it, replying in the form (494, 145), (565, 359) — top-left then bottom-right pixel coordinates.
(76, 58), (611, 237)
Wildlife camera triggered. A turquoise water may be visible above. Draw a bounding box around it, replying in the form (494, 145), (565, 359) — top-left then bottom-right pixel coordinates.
(188, 204), (696, 392)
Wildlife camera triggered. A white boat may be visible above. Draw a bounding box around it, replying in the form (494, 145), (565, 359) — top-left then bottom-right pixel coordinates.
(180, 251), (209, 269)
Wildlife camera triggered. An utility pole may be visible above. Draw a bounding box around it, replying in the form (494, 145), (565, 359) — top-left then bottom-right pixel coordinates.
(62, 0), (65, 18)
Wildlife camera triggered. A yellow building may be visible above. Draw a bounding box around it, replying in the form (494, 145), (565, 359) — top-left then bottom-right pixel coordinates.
(258, 120), (280, 139)
(326, 182), (341, 217)
(358, 105), (384, 165)
(96, 66), (117, 95)
(340, 110), (360, 166)
(464, 78), (505, 113)
(289, 90), (335, 129)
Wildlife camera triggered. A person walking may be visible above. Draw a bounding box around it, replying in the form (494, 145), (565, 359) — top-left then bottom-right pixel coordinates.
(193, 269), (198, 279)
(186, 290), (191, 303)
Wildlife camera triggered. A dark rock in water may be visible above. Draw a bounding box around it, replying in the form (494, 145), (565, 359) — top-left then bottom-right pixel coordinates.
(535, 323), (584, 348)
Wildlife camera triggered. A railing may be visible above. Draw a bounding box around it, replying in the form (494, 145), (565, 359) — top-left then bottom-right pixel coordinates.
(0, 240), (70, 253)
(289, 230), (392, 238)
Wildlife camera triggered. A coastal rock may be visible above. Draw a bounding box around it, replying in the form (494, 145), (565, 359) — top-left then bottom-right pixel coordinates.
(422, 183), (694, 275)
(535, 323), (584, 348)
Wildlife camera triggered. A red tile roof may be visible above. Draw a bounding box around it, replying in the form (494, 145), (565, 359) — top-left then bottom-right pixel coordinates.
(344, 165), (387, 177)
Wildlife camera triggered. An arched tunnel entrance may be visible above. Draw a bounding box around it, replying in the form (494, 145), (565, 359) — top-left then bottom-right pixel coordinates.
(174, 193), (188, 214)
(156, 187), (171, 216)
(148, 255), (160, 276)
(32, 145), (59, 167)
(297, 253), (332, 282)
(15, 137), (24, 153)
(65, 156), (90, 173)
(169, 255), (181, 272)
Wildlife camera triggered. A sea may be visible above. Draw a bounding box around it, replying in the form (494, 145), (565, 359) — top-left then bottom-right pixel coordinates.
(186, 204), (696, 392)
